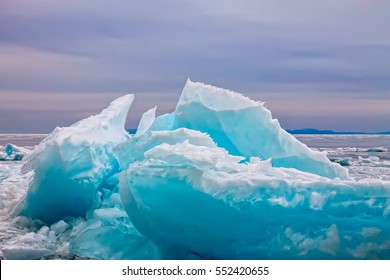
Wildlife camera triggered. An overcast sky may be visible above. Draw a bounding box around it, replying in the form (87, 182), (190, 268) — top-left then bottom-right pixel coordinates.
(0, 0), (389, 133)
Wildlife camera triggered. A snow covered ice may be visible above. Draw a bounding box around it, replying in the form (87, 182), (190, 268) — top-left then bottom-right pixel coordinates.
(1, 80), (390, 259)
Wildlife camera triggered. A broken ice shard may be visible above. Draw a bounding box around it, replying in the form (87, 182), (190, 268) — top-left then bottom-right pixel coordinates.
(152, 79), (348, 179)
(14, 95), (134, 223)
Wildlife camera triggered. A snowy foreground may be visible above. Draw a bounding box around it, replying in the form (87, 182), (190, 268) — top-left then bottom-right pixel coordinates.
(1, 80), (390, 260)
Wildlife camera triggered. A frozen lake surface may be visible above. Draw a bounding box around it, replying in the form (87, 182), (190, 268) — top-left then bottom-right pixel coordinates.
(1, 133), (389, 259)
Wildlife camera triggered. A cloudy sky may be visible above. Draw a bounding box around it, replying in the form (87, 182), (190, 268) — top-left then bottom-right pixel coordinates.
(0, 0), (389, 133)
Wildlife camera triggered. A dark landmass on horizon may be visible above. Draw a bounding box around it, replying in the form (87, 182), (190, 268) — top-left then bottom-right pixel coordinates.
(286, 128), (390, 135)
(126, 128), (390, 135)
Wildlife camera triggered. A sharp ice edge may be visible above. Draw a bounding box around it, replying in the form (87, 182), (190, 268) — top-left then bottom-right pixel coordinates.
(1, 81), (389, 260)
(119, 135), (390, 259)
(135, 106), (157, 137)
(12, 94), (135, 224)
(155, 79), (349, 179)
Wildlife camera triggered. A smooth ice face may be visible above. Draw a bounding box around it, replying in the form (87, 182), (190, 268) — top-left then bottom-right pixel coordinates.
(159, 79), (348, 179)
(135, 107), (156, 137)
(148, 113), (175, 131)
(120, 139), (390, 259)
(14, 94), (134, 223)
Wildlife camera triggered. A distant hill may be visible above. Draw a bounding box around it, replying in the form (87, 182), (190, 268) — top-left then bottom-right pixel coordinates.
(287, 128), (390, 135)
(127, 128), (389, 135)
(128, 128), (390, 135)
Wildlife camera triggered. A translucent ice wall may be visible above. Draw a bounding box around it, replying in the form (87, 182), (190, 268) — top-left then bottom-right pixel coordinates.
(152, 80), (348, 179)
(9, 80), (390, 260)
(13, 95), (134, 223)
(119, 132), (390, 259)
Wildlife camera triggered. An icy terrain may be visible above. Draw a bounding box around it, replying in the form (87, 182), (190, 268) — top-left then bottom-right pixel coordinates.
(152, 80), (348, 179)
(13, 94), (135, 224)
(1, 80), (390, 260)
(0, 144), (30, 161)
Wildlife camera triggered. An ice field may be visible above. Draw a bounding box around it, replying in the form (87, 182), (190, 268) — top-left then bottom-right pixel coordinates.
(0, 80), (389, 260)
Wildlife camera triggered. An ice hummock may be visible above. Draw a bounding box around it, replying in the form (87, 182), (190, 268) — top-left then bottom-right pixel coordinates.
(2, 80), (390, 260)
(0, 144), (30, 161)
(12, 94), (134, 224)
(151, 79), (348, 179)
(119, 132), (390, 259)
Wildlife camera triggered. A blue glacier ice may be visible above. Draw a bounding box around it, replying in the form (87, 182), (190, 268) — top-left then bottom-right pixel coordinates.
(8, 80), (390, 260)
(151, 80), (348, 179)
(13, 94), (134, 223)
(119, 138), (390, 259)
